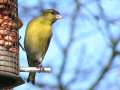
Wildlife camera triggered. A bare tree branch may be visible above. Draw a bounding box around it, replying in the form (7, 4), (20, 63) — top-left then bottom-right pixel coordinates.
(56, 0), (81, 90)
(87, 0), (120, 90)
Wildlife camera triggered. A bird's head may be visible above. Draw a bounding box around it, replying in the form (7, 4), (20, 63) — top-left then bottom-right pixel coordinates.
(42, 9), (63, 24)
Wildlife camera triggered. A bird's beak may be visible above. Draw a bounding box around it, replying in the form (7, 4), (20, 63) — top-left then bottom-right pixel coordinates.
(56, 15), (63, 19)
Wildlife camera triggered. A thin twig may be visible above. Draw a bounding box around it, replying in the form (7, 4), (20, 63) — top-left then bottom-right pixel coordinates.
(19, 36), (25, 51)
(57, 0), (81, 90)
(87, 0), (120, 89)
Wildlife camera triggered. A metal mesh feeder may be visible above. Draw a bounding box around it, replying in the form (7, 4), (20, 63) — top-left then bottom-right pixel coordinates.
(0, 0), (24, 88)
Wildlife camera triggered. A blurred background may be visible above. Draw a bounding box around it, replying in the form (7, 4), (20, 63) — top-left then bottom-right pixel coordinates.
(15, 0), (120, 90)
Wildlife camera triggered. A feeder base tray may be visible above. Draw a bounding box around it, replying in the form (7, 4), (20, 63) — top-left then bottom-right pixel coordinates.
(0, 71), (24, 89)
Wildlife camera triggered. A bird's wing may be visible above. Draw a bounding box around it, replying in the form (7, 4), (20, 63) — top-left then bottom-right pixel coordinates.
(47, 36), (52, 48)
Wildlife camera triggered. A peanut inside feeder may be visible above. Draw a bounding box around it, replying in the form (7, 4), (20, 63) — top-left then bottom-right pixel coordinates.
(0, 14), (18, 54)
(0, 0), (24, 88)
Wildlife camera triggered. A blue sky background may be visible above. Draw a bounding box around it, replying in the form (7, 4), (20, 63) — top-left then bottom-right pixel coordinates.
(14, 0), (120, 90)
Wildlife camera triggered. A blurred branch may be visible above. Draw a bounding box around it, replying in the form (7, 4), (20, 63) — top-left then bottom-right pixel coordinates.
(88, 50), (117, 90)
(83, 0), (120, 48)
(96, 0), (113, 45)
(35, 82), (58, 90)
(95, 0), (120, 47)
(88, 0), (120, 89)
(64, 46), (86, 88)
(20, 0), (44, 18)
(88, 30), (120, 90)
(57, 0), (81, 90)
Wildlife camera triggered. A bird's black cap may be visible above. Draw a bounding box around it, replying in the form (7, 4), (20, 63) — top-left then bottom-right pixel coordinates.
(42, 9), (60, 15)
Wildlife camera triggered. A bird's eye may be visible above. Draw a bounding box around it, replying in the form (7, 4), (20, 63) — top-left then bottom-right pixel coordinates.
(51, 12), (55, 14)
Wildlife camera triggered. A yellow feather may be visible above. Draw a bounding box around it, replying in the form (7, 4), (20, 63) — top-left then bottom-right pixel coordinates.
(25, 17), (52, 55)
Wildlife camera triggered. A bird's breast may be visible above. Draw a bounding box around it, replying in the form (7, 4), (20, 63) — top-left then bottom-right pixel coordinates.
(25, 23), (52, 51)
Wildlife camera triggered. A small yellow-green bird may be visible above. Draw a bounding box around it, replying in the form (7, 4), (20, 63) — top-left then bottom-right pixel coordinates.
(24, 9), (62, 84)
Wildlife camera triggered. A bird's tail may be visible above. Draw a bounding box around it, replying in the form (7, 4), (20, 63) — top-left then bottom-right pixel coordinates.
(27, 72), (36, 84)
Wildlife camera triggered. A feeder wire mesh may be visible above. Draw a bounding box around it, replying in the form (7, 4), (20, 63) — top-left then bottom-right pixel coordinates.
(0, 0), (24, 88)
